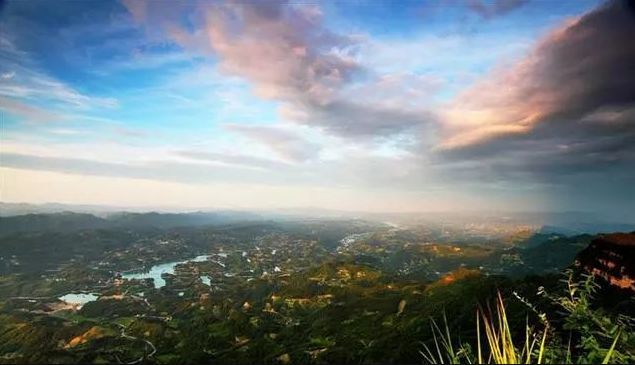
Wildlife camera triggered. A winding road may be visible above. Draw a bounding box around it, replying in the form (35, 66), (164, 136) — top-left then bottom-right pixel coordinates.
(116, 324), (157, 364)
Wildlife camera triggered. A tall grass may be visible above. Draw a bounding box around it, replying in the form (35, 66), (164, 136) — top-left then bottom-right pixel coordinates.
(421, 292), (549, 364)
(419, 312), (467, 364)
(477, 292), (547, 364)
(421, 280), (627, 364)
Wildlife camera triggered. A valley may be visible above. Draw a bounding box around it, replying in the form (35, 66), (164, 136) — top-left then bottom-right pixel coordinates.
(0, 212), (632, 363)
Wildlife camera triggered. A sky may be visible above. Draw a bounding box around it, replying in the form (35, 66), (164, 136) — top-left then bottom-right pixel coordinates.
(0, 0), (634, 219)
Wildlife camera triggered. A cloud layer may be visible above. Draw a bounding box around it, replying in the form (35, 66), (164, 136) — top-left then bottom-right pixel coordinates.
(1, 0), (633, 217)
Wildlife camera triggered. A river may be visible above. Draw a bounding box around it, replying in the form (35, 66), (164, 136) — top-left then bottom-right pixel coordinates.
(122, 254), (211, 288)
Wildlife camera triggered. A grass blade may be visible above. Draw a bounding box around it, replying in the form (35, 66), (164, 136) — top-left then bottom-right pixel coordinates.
(602, 328), (621, 364)
(537, 326), (547, 364)
(477, 310), (483, 365)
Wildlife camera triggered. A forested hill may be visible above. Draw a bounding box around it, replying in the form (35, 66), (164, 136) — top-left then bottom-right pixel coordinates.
(0, 211), (264, 237)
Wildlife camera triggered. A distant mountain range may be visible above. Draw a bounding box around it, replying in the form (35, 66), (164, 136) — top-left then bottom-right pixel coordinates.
(1, 202), (633, 237)
(0, 211), (265, 237)
(0, 202), (221, 217)
(539, 223), (635, 236)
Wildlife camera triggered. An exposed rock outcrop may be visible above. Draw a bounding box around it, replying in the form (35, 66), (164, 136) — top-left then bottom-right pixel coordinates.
(576, 233), (635, 292)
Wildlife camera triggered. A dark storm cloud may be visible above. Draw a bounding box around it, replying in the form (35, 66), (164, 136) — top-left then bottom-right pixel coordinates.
(425, 0), (635, 220)
(536, 0), (635, 122)
(439, 0), (635, 181)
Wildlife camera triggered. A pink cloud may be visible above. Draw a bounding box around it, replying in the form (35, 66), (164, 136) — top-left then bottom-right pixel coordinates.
(124, 1), (358, 104)
(122, 1), (428, 138)
(439, 0), (635, 150)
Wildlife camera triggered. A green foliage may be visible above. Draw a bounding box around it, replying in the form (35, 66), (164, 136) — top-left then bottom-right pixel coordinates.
(421, 271), (634, 364)
(537, 271), (634, 364)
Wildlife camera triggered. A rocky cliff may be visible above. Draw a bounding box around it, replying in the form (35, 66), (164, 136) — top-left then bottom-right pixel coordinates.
(576, 233), (635, 292)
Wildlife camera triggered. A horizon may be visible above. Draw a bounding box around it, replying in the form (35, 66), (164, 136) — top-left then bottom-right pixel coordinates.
(1, 0), (635, 220)
(0, 199), (621, 215)
(2, 200), (634, 226)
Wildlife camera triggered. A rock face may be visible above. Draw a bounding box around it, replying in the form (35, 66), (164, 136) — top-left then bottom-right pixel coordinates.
(576, 233), (635, 292)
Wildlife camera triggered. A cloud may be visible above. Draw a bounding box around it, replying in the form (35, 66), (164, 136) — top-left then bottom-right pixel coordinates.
(420, 0), (635, 216)
(0, 96), (65, 122)
(466, 0), (529, 19)
(123, 0), (359, 103)
(177, 150), (291, 170)
(0, 148), (418, 193)
(0, 151), (296, 186)
(123, 0), (430, 139)
(440, 0), (635, 152)
(224, 124), (321, 163)
(0, 143), (434, 195)
(200, 2), (359, 104)
(1, 71), (15, 79)
(0, 35), (118, 118)
(0, 67), (119, 110)
(283, 99), (432, 139)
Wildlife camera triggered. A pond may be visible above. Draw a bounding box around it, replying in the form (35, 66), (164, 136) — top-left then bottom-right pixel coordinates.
(200, 275), (212, 286)
(59, 293), (99, 306)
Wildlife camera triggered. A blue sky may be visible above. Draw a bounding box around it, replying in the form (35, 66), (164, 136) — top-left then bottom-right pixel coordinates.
(1, 0), (633, 219)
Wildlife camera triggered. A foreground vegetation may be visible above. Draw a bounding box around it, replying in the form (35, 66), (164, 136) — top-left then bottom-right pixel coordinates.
(422, 272), (634, 364)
